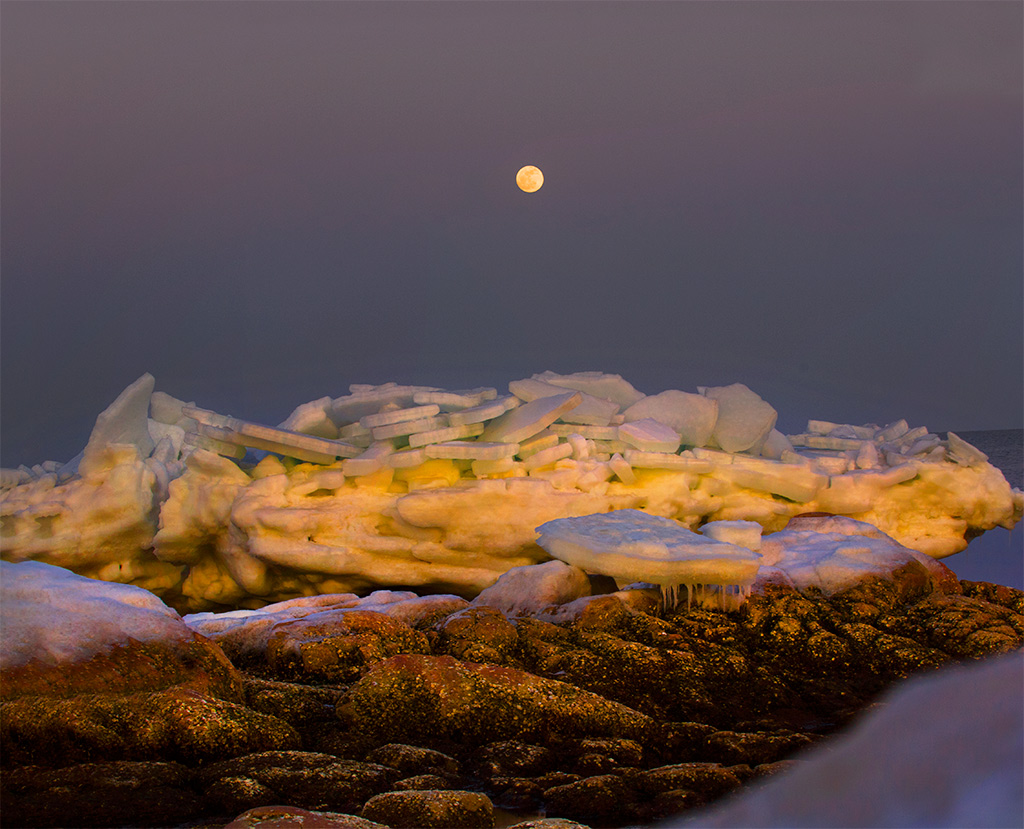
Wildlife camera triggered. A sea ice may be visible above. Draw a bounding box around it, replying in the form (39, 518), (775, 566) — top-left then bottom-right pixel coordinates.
(531, 370), (646, 409)
(278, 396), (338, 439)
(79, 373), (156, 477)
(536, 509), (762, 608)
(2, 371), (1020, 611)
(617, 418), (682, 453)
(447, 395), (520, 426)
(623, 389), (718, 448)
(510, 377), (619, 426)
(481, 392), (582, 443)
(702, 383), (778, 454)
(755, 515), (945, 594)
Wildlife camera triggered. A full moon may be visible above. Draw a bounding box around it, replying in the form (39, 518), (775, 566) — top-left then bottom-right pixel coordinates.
(516, 165), (544, 193)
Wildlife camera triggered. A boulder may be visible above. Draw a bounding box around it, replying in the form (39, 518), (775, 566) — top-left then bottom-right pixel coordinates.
(225, 806), (388, 828)
(199, 751), (398, 815)
(338, 654), (654, 748)
(0, 760), (202, 828)
(0, 561), (298, 767)
(360, 789), (495, 828)
(680, 651), (1024, 828)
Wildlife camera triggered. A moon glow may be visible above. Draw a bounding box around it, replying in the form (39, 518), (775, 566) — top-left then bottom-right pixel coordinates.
(516, 165), (544, 193)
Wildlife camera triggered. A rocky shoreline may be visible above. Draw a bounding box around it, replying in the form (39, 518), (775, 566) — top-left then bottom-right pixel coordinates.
(3, 553), (1022, 829)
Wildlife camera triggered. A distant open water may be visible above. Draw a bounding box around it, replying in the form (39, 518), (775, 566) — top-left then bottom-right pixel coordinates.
(941, 429), (1023, 590)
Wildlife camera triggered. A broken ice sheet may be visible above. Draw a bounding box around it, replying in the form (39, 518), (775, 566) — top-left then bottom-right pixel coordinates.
(481, 392), (582, 444)
(623, 389), (717, 448)
(509, 378), (619, 426)
(531, 370), (646, 409)
(536, 509), (761, 606)
(448, 395), (520, 427)
(424, 441), (519, 460)
(617, 418), (682, 453)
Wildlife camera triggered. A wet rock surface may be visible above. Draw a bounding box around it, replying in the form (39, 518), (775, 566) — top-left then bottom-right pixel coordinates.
(2, 565), (1022, 828)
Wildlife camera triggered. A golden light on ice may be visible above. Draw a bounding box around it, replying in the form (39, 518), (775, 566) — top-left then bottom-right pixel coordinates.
(516, 165), (544, 193)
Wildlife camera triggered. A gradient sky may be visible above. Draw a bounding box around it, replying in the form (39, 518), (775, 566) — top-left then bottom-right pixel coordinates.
(2, 1), (1021, 469)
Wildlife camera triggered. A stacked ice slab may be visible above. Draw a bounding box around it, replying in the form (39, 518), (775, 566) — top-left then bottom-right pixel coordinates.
(1, 371), (1020, 611)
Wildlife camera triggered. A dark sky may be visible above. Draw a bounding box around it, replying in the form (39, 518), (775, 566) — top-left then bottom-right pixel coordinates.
(2, 1), (1021, 468)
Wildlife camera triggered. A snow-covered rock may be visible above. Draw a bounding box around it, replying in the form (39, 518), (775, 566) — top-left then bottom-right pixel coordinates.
(470, 560), (592, 616)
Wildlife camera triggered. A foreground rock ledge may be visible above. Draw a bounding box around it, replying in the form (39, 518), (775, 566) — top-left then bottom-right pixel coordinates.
(1, 556), (1022, 828)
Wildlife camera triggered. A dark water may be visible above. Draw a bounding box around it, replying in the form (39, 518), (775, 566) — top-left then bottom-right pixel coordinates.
(941, 430), (1023, 590)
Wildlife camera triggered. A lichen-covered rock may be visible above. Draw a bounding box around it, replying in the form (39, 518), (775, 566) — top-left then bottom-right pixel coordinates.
(365, 743), (461, 778)
(225, 805), (389, 829)
(542, 773), (637, 824)
(338, 654), (654, 748)
(436, 606), (521, 665)
(638, 762), (744, 801)
(0, 760), (202, 828)
(701, 730), (815, 766)
(472, 741), (555, 778)
(360, 789), (495, 828)
(1, 687), (300, 767)
(0, 562), (300, 769)
(265, 610), (431, 683)
(198, 751), (398, 815)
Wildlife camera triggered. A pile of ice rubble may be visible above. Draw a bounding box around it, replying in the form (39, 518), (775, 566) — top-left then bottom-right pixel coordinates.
(1, 371), (1020, 611)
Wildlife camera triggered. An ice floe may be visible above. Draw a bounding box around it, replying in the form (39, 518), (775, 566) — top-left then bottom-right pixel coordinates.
(1, 371), (1020, 610)
(536, 510), (762, 609)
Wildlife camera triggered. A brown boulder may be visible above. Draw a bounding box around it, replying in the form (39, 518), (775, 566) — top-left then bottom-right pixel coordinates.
(360, 789), (495, 828)
(225, 805), (388, 828)
(542, 773), (637, 824)
(266, 610), (431, 682)
(702, 730), (814, 766)
(199, 750), (398, 814)
(436, 606), (521, 666)
(338, 654), (653, 748)
(1, 687), (300, 766)
(0, 760), (202, 828)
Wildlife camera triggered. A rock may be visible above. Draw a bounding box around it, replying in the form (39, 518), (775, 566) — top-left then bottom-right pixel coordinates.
(506, 820), (592, 829)
(543, 773), (637, 823)
(360, 789), (495, 828)
(206, 774), (279, 813)
(701, 730), (815, 766)
(1, 687), (301, 766)
(185, 591), (464, 670)
(393, 773), (453, 790)
(199, 751), (398, 815)
(338, 654), (654, 748)
(1, 561), (242, 703)
(0, 561), (299, 767)
(365, 743), (461, 777)
(471, 561), (592, 617)
(680, 651), (1024, 828)
(225, 805), (389, 828)
(960, 580), (1024, 616)
(242, 676), (344, 736)
(472, 741), (555, 778)
(0, 760), (202, 828)
(437, 606), (521, 665)
(265, 609), (431, 682)
(639, 762), (744, 801)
